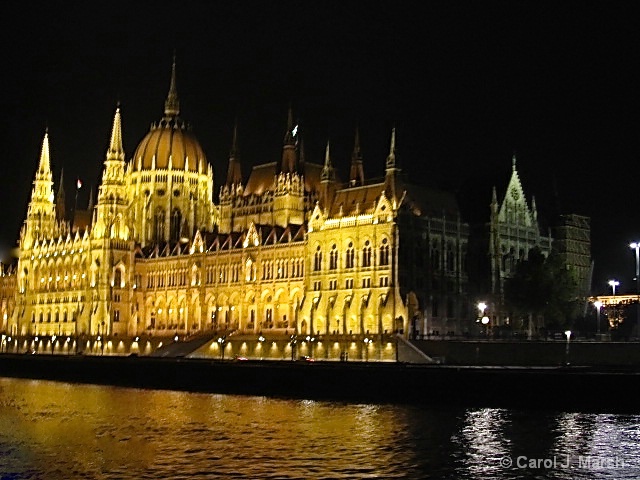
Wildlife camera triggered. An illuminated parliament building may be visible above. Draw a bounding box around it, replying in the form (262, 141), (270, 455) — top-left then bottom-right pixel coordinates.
(0, 61), (591, 355)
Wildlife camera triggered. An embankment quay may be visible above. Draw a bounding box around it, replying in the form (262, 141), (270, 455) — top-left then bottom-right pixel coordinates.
(1, 353), (639, 413)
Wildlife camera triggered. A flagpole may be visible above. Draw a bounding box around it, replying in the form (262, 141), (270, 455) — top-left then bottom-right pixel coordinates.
(73, 178), (82, 228)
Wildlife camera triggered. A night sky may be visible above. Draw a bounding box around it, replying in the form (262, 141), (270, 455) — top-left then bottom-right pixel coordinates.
(1, 2), (639, 295)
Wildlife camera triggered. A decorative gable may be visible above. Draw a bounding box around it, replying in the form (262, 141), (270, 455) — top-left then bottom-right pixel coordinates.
(498, 155), (533, 227)
(373, 191), (394, 223)
(308, 202), (325, 232)
(243, 222), (260, 248)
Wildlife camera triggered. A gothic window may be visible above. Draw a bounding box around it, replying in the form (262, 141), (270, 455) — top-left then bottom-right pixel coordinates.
(170, 208), (182, 242)
(154, 207), (165, 242)
(345, 242), (355, 269)
(362, 240), (372, 268)
(245, 258), (256, 282)
(314, 246), (322, 271)
(446, 242), (455, 272)
(329, 244), (338, 270)
(431, 241), (440, 271)
(379, 238), (390, 266)
(114, 268), (122, 288)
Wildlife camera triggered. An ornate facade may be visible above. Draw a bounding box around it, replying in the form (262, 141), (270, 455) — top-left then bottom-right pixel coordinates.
(1, 62), (424, 346)
(0, 60), (590, 350)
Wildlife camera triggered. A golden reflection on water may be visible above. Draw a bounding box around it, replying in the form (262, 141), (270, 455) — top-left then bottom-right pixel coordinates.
(2, 378), (640, 479)
(0, 378), (424, 479)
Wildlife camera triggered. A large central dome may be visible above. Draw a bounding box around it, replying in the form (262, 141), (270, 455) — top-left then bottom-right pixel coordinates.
(133, 117), (206, 171)
(127, 57), (216, 246)
(132, 59), (207, 173)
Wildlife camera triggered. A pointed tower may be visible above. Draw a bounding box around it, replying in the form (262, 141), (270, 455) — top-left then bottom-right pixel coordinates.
(218, 120), (244, 233)
(280, 105), (297, 174)
(384, 128), (400, 204)
(349, 126), (365, 187)
(226, 120), (243, 187)
(273, 105), (304, 227)
(487, 153), (553, 325)
(129, 54), (215, 245)
(320, 140), (336, 207)
(22, 130), (57, 249)
(164, 53), (180, 118)
(90, 106), (134, 338)
(56, 169), (66, 221)
(93, 106), (129, 240)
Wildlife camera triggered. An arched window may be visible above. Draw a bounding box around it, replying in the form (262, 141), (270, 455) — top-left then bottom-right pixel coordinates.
(346, 242), (355, 269)
(170, 208), (182, 242)
(379, 238), (390, 266)
(154, 207), (165, 242)
(314, 246), (322, 271)
(114, 268), (122, 288)
(362, 240), (372, 268)
(329, 244), (338, 270)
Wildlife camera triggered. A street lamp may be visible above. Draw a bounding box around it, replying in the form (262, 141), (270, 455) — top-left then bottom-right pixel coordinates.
(594, 300), (602, 338)
(564, 330), (572, 365)
(217, 335), (227, 360)
(608, 280), (620, 330)
(477, 302), (489, 337)
(363, 337), (373, 361)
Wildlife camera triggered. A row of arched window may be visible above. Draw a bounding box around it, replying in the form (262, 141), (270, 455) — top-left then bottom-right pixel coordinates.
(429, 240), (466, 273)
(314, 238), (391, 272)
(32, 270), (87, 291)
(154, 208), (184, 242)
(31, 309), (79, 324)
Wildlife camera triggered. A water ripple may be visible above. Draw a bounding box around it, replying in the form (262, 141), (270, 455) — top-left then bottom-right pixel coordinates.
(2, 378), (640, 479)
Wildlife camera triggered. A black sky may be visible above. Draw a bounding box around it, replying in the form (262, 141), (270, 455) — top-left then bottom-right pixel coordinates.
(1, 1), (639, 294)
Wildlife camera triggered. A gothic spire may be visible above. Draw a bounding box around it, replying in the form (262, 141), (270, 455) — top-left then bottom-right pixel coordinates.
(23, 129), (56, 246)
(164, 53), (180, 117)
(107, 105), (125, 161)
(349, 126), (364, 187)
(280, 104), (297, 173)
(226, 120), (243, 186)
(283, 104), (295, 145)
(37, 129), (52, 178)
(321, 140), (335, 182)
(385, 127), (396, 170)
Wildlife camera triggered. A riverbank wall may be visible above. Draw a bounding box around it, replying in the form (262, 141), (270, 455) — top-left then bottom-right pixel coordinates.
(412, 339), (640, 366)
(1, 354), (638, 413)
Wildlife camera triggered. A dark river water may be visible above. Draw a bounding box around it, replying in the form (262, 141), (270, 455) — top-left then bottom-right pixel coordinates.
(1, 376), (639, 479)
